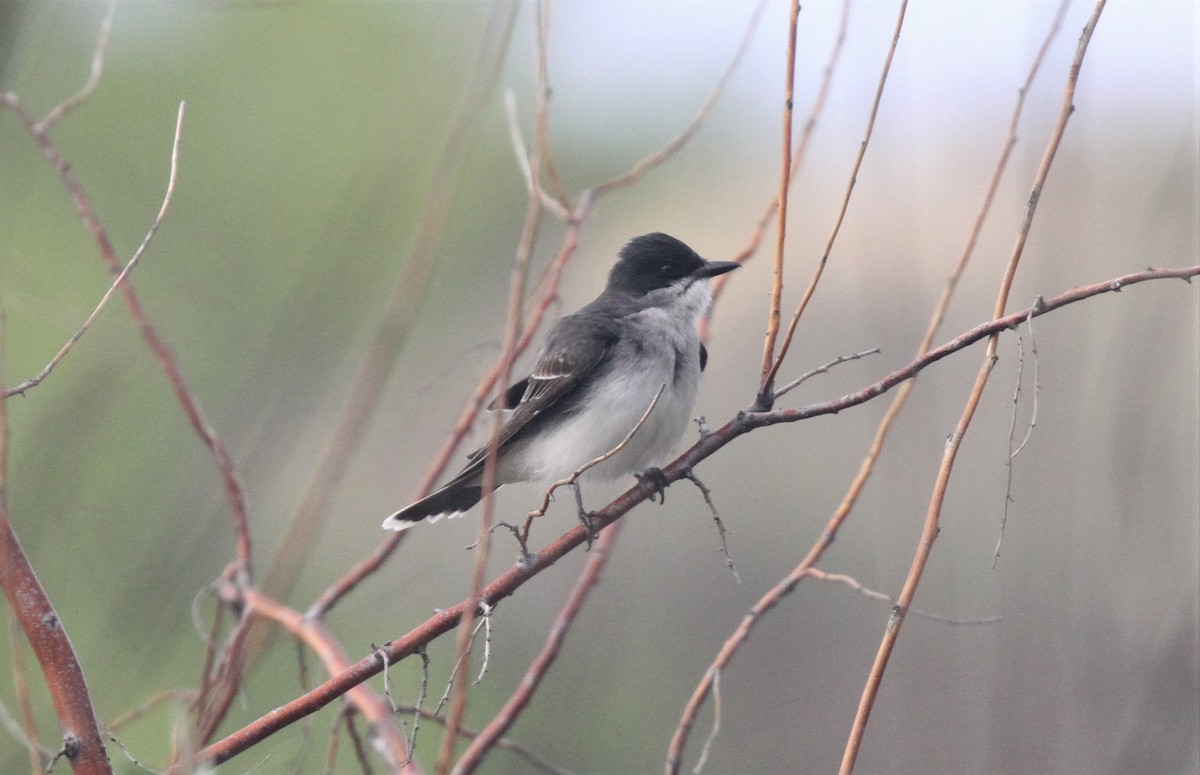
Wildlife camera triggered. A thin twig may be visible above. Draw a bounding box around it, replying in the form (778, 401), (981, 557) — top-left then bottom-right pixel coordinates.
(107, 689), (198, 732)
(773, 347), (881, 401)
(472, 604), (494, 686)
(344, 711), (375, 775)
(522, 384), (667, 543)
(668, 3), (1071, 768)
(108, 732), (158, 774)
(682, 471), (739, 583)
(758, 0), (801, 394)
(394, 705), (576, 775)
(452, 523), (624, 775)
(0, 689), (49, 770)
(704, 0), (852, 340)
(505, 90), (570, 219)
(35, 0), (117, 132)
(807, 569), (1001, 626)
(433, 618), (489, 721)
(6, 102), (187, 398)
(323, 704), (346, 775)
(532, 0), (569, 211)
(399, 648), (430, 767)
(994, 299), (1043, 567)
(762, 0), (910, 400)
(839, 5), (1108, 772)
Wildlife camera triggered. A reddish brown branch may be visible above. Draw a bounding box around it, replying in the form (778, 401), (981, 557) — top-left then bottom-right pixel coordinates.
(255, 0), (520, 633)
(213, 583), (416, 771)
(759, 0), (801, 389)
(439, 100), (544, 775)
(168, 265), (1196, 771)
(4, 84), (254, 590)
(839, 6), (1109, 771)
(762, 0), (910, 401)
(0, 516), (111, 774)
(314, 0), (759, 619)
(705, 0), (850, 340)
(0, 332), (109, 774)
(452, 522), (625, 774)
(669, 3), (1071, 768)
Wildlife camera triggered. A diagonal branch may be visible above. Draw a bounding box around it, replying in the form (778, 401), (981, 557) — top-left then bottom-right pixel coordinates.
(452, 522), (624, 775)
(839, 4), (1109, 771)
(256, 0), (520, 629)
(5, 102), (186, 398)
(313, 0), (761, 619)
(35, 0), (117, 133)
(0, 243), (111, 775)
(667, 2), (1072, 768)
(168, 264), (1197, 772)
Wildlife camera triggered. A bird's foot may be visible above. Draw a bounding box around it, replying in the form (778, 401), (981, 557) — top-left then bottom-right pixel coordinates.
(572, 483), (598, 550)
(635, 467), (671, 504)
(577, 510), (600, 550)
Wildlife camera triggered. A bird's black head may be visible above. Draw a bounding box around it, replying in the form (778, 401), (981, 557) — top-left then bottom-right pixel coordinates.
(606, 233), (737, 297)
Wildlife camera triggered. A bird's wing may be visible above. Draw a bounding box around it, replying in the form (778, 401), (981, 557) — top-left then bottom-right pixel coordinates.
(463, 312), (618, 470)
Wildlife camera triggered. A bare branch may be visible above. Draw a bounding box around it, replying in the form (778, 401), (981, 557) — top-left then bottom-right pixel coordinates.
(807, 569), (1001, 626)
(669, 3), (1072, 766)
(704, 0), (852, 340)
(839, 5), (1109, 771)
(452, 524), (624, 775)
(994, 301), (1043, 567)
(35, 0), (117, 132)
(772, 348), (881, 401)
(5, 101), (186, 398)
(682, 470), (738, 582)
(758, 0), (801, 390)
(761, 0), (910, 402)
(169, 263), (1197, 772)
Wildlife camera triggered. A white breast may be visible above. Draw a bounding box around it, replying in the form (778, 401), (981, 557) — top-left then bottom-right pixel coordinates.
(508, 281), (711, 484)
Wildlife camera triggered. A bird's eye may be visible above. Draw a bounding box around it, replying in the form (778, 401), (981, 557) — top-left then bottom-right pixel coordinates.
(660, 264), (673, 274)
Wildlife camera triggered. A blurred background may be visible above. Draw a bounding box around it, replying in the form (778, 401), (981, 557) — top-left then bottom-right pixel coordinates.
(1, 1), (1197, 773)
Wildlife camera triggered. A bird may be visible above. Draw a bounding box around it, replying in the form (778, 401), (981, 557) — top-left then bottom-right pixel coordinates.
(382, 232), (739, 532)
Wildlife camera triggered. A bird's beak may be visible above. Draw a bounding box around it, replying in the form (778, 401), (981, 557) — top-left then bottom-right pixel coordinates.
(691, 259), (741, 280)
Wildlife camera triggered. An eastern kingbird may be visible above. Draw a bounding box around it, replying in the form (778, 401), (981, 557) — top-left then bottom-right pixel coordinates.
(382, 232), (739, 531)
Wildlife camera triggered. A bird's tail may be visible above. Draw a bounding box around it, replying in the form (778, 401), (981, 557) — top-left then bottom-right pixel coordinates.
(381, 481), (493, 531)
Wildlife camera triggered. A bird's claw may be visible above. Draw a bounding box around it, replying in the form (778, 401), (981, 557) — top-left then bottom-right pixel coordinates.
(577, 510), (598, 550)
(636, 467), (671, 504)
